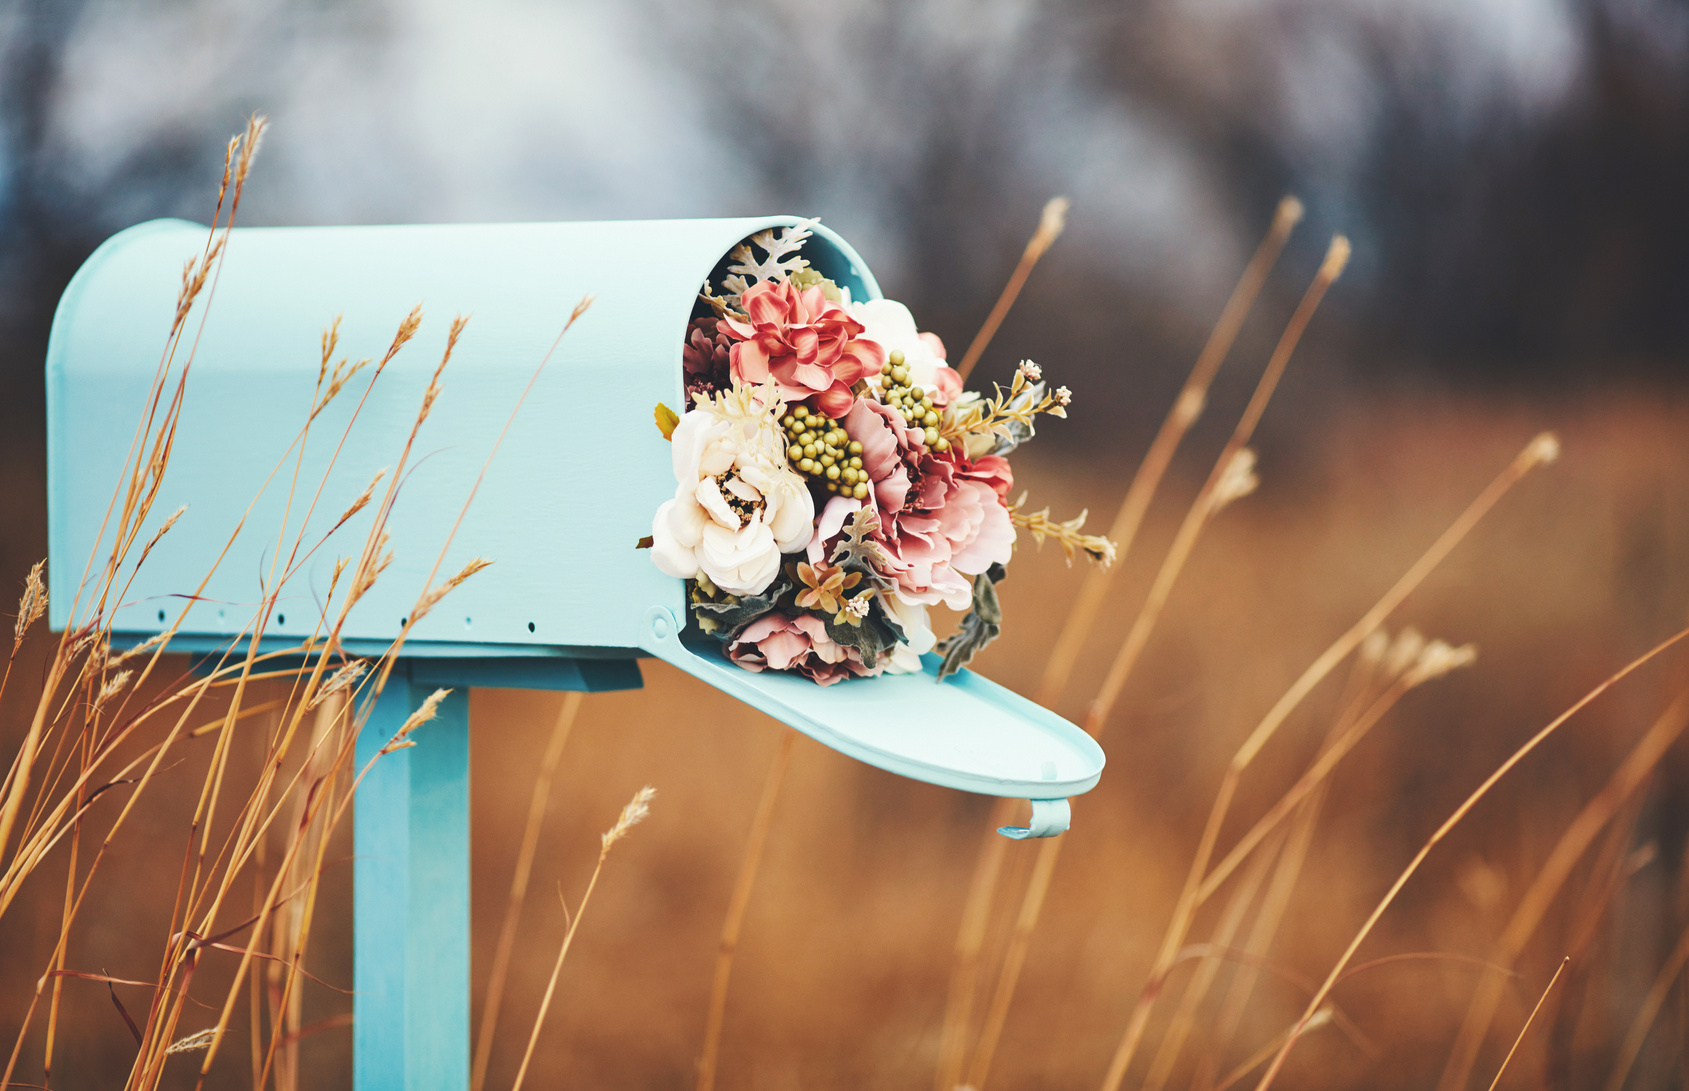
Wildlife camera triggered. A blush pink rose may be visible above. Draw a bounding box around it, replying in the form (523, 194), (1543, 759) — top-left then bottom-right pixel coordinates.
(841, 401), (1015, 610)
(721, 281), (886, 417)
(726, 611), (879, 686)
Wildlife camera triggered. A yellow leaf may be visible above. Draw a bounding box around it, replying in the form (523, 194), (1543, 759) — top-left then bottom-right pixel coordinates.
(654, 402), (680, 441)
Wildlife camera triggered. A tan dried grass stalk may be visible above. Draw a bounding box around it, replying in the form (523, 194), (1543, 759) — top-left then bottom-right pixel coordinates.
(961, 823), (1065, 1089)
(931, 197), (1301, 1091)
(510, 786), (656, 1091)
(472, 691), (585, 1091)
(1089, 235), (1348, 739)
(1436, 688), (1689, 1091)
(1036, 195), (1303, 709)
(697, 729), (798, 1091)
(1250, 624), (1689, 1091)
(1485, 957), (1566, 1091)
(1098, 431), (1556, 1091)
(1192, 648), (1386, 1091)
(1135, 825), (1289, 1091)
(1604, 920), (1689, 1091)
(963, 234), (1348, 1091)
(1209, 1009), (1333, 1091)
(955, 197), (1070, 383)
(0, 111), (570, 1091)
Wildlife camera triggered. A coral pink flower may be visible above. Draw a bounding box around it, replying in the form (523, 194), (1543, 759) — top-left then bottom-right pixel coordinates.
(726, 612), (879, 686)
(841, 400), (1015, 610)
(721, 281), (886, 417)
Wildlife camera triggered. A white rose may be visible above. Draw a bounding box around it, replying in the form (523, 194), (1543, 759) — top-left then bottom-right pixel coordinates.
(651, 392), (814, 597)
(851, 299), (946, 392)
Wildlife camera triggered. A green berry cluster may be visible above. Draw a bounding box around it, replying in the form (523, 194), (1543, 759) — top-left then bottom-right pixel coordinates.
(783, 405), (870, 499)
(880, 350), (951, 453)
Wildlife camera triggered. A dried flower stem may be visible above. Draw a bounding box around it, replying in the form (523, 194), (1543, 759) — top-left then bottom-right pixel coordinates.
(1009, 502), (1117, 566)
(1100, 430), (1556, 1091)
(1437, 687), (1689, 1091)
(471, 692), (584, 1091)
(510, 786), (655, 1091)
(956, 197), (1069, 383)
(1251, 625), (1689, 1091)
(931, 198), (1302, 1091)
(697, 729), (797, 1091)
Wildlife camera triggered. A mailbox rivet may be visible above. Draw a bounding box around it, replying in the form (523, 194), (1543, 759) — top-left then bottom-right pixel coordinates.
(527, 621), (535, 633)
(652, 613), (671, 640)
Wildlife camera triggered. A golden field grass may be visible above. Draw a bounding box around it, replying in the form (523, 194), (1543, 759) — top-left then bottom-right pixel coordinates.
(8, 381), (1689, 1089)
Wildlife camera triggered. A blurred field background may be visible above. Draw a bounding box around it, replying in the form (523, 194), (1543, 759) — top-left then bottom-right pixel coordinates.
(4, 1), (1689, 1089)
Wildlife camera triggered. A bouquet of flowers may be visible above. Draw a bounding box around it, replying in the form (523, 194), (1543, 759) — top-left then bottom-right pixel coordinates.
(647, 221), (1114, 685)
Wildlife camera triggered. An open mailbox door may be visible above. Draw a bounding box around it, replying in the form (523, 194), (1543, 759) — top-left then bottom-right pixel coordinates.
(47, 216), (1105, 1090)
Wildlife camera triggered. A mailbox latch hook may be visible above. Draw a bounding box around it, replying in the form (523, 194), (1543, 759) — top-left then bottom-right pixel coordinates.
(998, 798), (1070, 839)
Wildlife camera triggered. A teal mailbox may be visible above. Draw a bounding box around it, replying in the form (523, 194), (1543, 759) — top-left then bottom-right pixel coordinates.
(46, 217), (1105, 1089)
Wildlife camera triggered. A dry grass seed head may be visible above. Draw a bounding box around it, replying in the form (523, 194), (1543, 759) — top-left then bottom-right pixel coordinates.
(413, 557), (494, 622)
(349, 532), (394, 605)
(334, 469), (387, 530)
(1381, 628), (1426, 682)
(94, 670), (133, 713)
(1359, 627), (1390, 666)
(309, 660), (368, 710)
(1402, 639), (1478, 688)
(602, 785), (656, 852)
(1213, 447), (1260, 511)
(14, 560), (45, 649)
(381, 687), (452, 754)
(318, 316), (343, 383)
(232, 113), (267, 194)
(1525, 431), (1562, 467)
(370, 305), (426, 378)
(418, 315), (471, 423)
(165, 1027), (218, 1055)
(1321, 235), (1353, 280)
(113, 631), (168, 667)
(1029, 196), (1070, 260)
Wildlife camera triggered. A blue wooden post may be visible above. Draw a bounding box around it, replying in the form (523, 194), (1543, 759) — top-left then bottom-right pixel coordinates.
(355, 671), (471, 1091)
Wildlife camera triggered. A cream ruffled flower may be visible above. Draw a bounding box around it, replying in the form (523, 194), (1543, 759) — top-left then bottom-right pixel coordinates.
(651, 384), (814, 596)
(880, 589), (937, 675)
(850, 299), (960, 404)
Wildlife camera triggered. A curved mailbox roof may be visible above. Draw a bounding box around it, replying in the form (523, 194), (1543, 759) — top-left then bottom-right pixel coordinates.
(46, 216), (1104, 806)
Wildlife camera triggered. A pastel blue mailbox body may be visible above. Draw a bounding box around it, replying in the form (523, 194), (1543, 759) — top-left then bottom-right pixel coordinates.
(46, 217), (1105, 1090)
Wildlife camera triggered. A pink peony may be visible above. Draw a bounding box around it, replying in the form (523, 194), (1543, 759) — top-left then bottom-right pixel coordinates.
(721, 281), (886, 417)
(841, 400), (1015, 610)
(726, 611), (879, 686)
